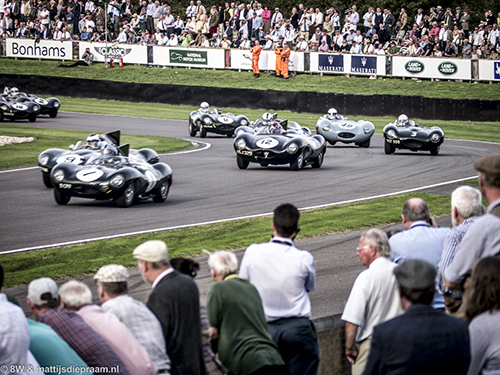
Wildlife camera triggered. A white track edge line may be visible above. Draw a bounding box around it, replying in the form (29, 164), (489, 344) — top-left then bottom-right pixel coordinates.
(1, 175), (476, 255)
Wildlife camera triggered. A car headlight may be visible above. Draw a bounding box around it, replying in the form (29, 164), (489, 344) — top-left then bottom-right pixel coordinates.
(387, 129), (397, 139)
(54, 102), (60, 108)
(236, 129), (245, 136)
(236, 139), (246, 150)
(33, 105), (40, 111)
(99, 181), (110, 192)
(322, 124), (331, 132)
(110, 174), (125, 188)
(431, 133), (441, 143)
(53, 170), (65, 182)
(0, 105), (7, 111)
(241, 119), (248, 126)
(203, 118), (212, 124)
(38, 155), (49, 166)
(364, 126), (372, 134)
(287, 143), (299, 154)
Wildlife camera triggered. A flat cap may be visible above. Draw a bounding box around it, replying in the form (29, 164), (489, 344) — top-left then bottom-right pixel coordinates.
(133, 240), (168, 262)
(28, 277), (58, 305)
(94, 264), (130, 283)
(394, 259), (436, 289)
(474, 154), (500, 177)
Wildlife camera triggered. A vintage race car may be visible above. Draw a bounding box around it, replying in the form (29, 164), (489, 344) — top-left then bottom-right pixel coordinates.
(3, 87), (60, 118)
(50, 141), (172, 208)
(0, 94), (41, 122)
(316, 114), (375, 147)
(383, 119), (444, 155)
(38, 130), (160, 188)
(233, 116), (327, 170)
(189, 107), (250, 138)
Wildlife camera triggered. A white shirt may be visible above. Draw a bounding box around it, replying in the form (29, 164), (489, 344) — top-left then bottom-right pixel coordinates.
(152, 267), (174, 289)
(296, 40), (308, 51)
(166, 35), (178, 45)
(239, 236), (316, 322)
(117, 30), (127, 42)
(341, 257), (403, 342)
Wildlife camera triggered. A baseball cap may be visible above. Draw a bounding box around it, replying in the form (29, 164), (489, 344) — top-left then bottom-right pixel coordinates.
(94, 264), (130, 283)
(474, 154), (500, 177)
(133, 240), (168, 262)
(28, 277), (58, 305)
(394, 259), (436, 289)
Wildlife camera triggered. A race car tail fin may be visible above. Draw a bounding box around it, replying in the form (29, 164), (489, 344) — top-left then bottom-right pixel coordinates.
(103, 130), (121, 146)
(119, 143), (130, 157)
(280, 119), (288, 130)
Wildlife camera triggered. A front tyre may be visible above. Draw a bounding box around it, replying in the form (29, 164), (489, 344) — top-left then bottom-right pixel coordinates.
(49, 109), (58, 118)
(430, 146), (440, 156)
(384, 140), (395, 155)
(28, 114), (37, 122)
(237, 155), (249, 169)
(327, 140), (337, 146)
(290, 150), (305, 171)
(360, 139), (371, 148)
(312, 149), (325, 168)
(42, 172), (54, 188)
(188, 120), (197, 136)
(200, 126), (207, 138)
(54, 188), (70, 205)
(116, 183), (135, 207)
(153, 180), (170, 203)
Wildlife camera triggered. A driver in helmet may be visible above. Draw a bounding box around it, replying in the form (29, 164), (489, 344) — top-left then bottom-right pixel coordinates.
(79, 133), (101, 149)
(326, 108), (341, 120)
(396, 114), (409, 126)
(102, 143), (116, 156)
(8, 87), (20, 99)
(199, 102), (212, 114)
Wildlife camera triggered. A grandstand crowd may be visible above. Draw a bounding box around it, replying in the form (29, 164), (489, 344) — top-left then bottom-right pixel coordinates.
(0, 0), (499, 59)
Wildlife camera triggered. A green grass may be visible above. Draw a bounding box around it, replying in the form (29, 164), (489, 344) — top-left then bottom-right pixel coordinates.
(0, 125), (196, 169)
(2, 191), (456, 287)
(2, 58), (500, 100)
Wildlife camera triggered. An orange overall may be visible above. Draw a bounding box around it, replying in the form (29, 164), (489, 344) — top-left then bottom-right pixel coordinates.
(281, 45), (291, 78)
(275, 46), (283, 77)
(250, 44), (262, 75)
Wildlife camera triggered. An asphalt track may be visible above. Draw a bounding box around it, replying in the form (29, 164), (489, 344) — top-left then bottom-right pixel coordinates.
(1, 111), (497, 254)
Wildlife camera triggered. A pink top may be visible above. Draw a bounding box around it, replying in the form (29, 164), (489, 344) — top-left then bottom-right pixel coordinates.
(262, 10), (271, 22)
(78, 305), (157, 375)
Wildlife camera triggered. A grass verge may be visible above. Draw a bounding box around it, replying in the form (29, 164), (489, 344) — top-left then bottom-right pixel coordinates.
(2, 59), (500, 100)
(2, 191), (455, 287)
(0, 125), (196, 169)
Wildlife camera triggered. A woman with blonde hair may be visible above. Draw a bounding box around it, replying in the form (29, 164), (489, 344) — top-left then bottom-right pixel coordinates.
(194, 7), (208, 35)
(465, 257), (500, 375)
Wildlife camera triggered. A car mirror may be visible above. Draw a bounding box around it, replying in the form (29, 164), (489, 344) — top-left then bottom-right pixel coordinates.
(69, 144), (75, 150)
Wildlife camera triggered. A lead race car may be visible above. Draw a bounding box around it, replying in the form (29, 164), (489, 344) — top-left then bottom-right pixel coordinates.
(0, 87), (41, 122)
(233, 113), (327, 170)
(316, 108), (375, 147)
(39, 130), (172, 207)
(3, 87), (61, 118)
(383, 114), (444, 155)
(189, 102), (250, 138)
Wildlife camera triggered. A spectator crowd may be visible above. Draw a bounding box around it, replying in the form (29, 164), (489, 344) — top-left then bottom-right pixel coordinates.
(1, 0), (499, 60)
(1, 152), (500, 375)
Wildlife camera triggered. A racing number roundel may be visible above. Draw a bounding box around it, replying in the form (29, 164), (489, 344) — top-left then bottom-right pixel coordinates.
(256, 138), (279, 149)
(338, 122), (355, 130)
(76, 169), (104, 182)
(219, 116), (234, 124)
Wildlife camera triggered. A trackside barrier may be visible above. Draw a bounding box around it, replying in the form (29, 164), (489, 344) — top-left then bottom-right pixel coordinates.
(392, 56), (472, 81)
(79, 41), (148, 65)
(152, 46), (225, 69)
(310, 53), (386, 76)
(6, 39), (72, 60)
(229, 50), (304, 72)
(478, 60), (500, 82)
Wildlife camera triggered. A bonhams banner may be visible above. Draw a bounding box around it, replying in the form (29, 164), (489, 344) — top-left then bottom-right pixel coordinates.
(310, 53), (386, 76)
(6, 38), (72, 60)
(392, 56), (471, 80)
(153, 47), (225, 69)
(79, 41), (147, 64)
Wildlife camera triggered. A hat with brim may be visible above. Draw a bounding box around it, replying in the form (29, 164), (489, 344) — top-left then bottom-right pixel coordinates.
(133, 240), (168, 263)
(94, 264), (130, 283)
(474, 154), (500, 177)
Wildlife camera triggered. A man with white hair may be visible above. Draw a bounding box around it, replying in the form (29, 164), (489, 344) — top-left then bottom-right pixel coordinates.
(437, 186), (484, 313)
(133, 240), (206, 375)
(27, 278), (129, 374)
(94, 264), (171, 374)
(341, 228), (403, 375)
(58, 280), (157, 375)
(206, 251), (285, 375)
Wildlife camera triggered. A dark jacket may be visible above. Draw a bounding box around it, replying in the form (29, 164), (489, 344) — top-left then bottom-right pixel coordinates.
(363, 304), (470, 375)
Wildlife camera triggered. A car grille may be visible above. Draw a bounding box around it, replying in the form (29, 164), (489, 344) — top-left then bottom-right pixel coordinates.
(218, 125), (235, 131)
(73, 185), (99, 194)
(254, 150), (276, 159)
(404, 140), (423, 148)
(338, 132), (355, 139)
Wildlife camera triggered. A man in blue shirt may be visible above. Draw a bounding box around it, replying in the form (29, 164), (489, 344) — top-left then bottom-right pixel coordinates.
(389, 197), (449, 310)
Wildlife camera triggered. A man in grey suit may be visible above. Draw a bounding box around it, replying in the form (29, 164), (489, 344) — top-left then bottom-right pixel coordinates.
(134, 240), (206, 375)
(362, 260), (470, 375)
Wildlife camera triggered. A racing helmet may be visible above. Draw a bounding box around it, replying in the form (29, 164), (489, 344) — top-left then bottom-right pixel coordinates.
(9, 87), (19, 98)
(102, 143), (116, 156)
(327, 108), (337, 120)
(397, 114), (409, 126)
(262, 112), (273, 125)
(86, 133), (100, 148)
(200, 102), (210, 113)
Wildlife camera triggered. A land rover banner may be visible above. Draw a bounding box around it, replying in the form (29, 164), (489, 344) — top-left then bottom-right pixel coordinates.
(6, 38), (72, 60)
(393, 56), (471, 80)
(153, 47), (225, 69)
(79, 42), (147, 64)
